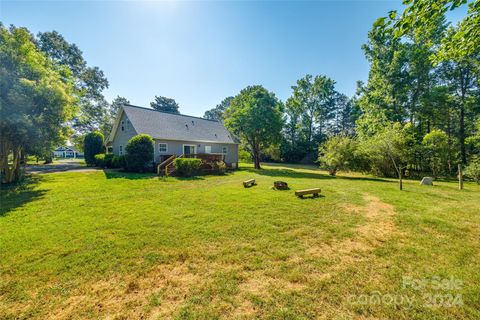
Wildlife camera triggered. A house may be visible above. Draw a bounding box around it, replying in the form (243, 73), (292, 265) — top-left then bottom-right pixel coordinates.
(106, 104), (239, 168)
(52, 146), (83, 158)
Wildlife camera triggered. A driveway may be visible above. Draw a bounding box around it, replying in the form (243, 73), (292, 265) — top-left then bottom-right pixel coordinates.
(26, 159), (100, 174)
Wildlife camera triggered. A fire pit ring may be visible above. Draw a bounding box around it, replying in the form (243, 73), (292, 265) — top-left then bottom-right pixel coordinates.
(273, 181), (289, 190)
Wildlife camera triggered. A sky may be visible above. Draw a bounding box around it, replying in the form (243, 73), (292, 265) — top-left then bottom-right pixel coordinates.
(0, 1), (468, 117)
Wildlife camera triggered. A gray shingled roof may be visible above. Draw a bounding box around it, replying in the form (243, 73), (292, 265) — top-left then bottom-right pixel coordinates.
(122, 105), (238, 144)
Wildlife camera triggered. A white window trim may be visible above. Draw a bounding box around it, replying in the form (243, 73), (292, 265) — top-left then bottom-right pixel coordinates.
(205, 145), (212, 154)
(158, 143), (168, 153)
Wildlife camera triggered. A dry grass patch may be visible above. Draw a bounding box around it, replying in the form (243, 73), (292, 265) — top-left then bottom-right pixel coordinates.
(45, 263), (201, 320)
(306, 193), (398, 271)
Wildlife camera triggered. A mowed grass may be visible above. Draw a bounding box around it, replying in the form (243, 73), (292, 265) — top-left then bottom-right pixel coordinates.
(0, 164), (479, 319)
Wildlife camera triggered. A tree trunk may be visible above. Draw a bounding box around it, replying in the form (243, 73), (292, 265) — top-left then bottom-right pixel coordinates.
(0, 143), (22, 184)
(398, 168), (403, 191)
(458, 67), (469, 165)
(44, 154), (53, 164)
(459, 102), (466, 164)
(253, 149), (261, 169)
(307, 114), (313, 144)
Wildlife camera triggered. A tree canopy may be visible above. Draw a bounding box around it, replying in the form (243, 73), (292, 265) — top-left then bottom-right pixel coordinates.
(36, 30), (110, 135)
(203, 96), (233, 121)
(150, 96), (180, 114)
(0, 25), (77, 183)
(224, 86), (284, 169)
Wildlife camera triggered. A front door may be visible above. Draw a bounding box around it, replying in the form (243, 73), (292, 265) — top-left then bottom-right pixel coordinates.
(183, 145), (196, 155)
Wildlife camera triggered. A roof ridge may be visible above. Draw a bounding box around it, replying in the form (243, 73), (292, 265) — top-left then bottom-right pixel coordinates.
(123, 104), (220, 123)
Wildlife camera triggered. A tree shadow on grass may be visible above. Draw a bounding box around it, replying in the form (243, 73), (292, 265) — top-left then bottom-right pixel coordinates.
(103, 170), (207, 181)
(0, 175), (47, 217)
(173, 176), (205, 181)
(241, 167), (395, 184)
(103, 170), (158, 180)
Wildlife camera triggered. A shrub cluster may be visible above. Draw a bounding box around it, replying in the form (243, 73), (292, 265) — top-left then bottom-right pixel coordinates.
(112, 155), (126, 168)
(93, 153), (126, 169)
(173, 158), (202, 176)
(94, 154), (106, 167)
(125, 134), (154, 172)
(212, 161), (227, 175)
(104, 154), (114, 168)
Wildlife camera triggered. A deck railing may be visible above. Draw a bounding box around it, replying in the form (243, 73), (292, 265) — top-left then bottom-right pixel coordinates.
(158, 153), (225, 176)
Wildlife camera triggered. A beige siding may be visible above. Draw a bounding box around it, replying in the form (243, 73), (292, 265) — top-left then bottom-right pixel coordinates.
(153, 139), (238, 165)
(111, 112), (138, 156)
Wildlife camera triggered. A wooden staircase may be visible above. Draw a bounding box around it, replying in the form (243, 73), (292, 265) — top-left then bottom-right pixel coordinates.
(157, 155), (177, 176)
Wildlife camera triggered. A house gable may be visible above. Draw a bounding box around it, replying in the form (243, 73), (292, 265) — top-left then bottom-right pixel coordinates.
(106, 104), (239, 164)
(107, 109), (138, 155)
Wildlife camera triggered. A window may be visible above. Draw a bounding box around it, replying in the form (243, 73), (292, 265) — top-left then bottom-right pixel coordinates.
(222, 146), (227, 154)
(119, 145), (123, 155)
(205, 146), (212, 154)
(158, 143), (168, 153)
(121, 120), (125, 131)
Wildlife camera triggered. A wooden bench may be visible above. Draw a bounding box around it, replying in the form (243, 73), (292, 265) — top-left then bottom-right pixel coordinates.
(243, 179), (256, 188)
(295, 188), (321, 198)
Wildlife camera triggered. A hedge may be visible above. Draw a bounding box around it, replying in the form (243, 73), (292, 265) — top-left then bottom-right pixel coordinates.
(112, 155), (126, 169)
(94, 154), (106, 167)
(173, 158), (202, 176)
(104, 154), (114, 168)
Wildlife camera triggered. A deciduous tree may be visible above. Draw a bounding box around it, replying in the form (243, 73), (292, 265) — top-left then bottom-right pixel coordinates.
(203, 96), (233, 121)
(150, 96), (180, 114)
(0, 25), (76, 183)
(224, 86), (284, 169)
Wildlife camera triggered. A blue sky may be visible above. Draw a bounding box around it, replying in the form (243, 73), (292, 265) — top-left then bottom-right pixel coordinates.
(0, 1), (467, 117)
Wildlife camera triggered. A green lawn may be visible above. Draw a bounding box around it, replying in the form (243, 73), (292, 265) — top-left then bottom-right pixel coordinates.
(1, 164), (479, 319)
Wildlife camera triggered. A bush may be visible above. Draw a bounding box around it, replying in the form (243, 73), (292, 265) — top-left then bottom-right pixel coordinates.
(112, 155), (126, 169)
(358, 123), (414, 178)
(464, 157), (480, 184)
(173, 158), (202, 176)
(125, 134), (154, 172)
(238, 147), (251, 163)
(422, 130), (452, 177)
(319, 135), (358, 176)
(84, 132), (104, 165)
(94, 154), (106, 167)
(212, 161), (227, 175)
(104, 154), (114, 168)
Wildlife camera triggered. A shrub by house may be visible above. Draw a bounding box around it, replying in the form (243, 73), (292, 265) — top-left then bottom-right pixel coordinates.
(173, 158), (202, 176)
(125, 134), (154, 172)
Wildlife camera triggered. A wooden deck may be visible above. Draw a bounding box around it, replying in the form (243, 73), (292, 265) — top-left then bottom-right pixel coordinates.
(157, 153), (226, 176)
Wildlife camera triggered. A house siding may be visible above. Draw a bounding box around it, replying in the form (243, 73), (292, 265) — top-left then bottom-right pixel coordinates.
(154, 139), (238, 165)
(111, 112), (138, 156)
